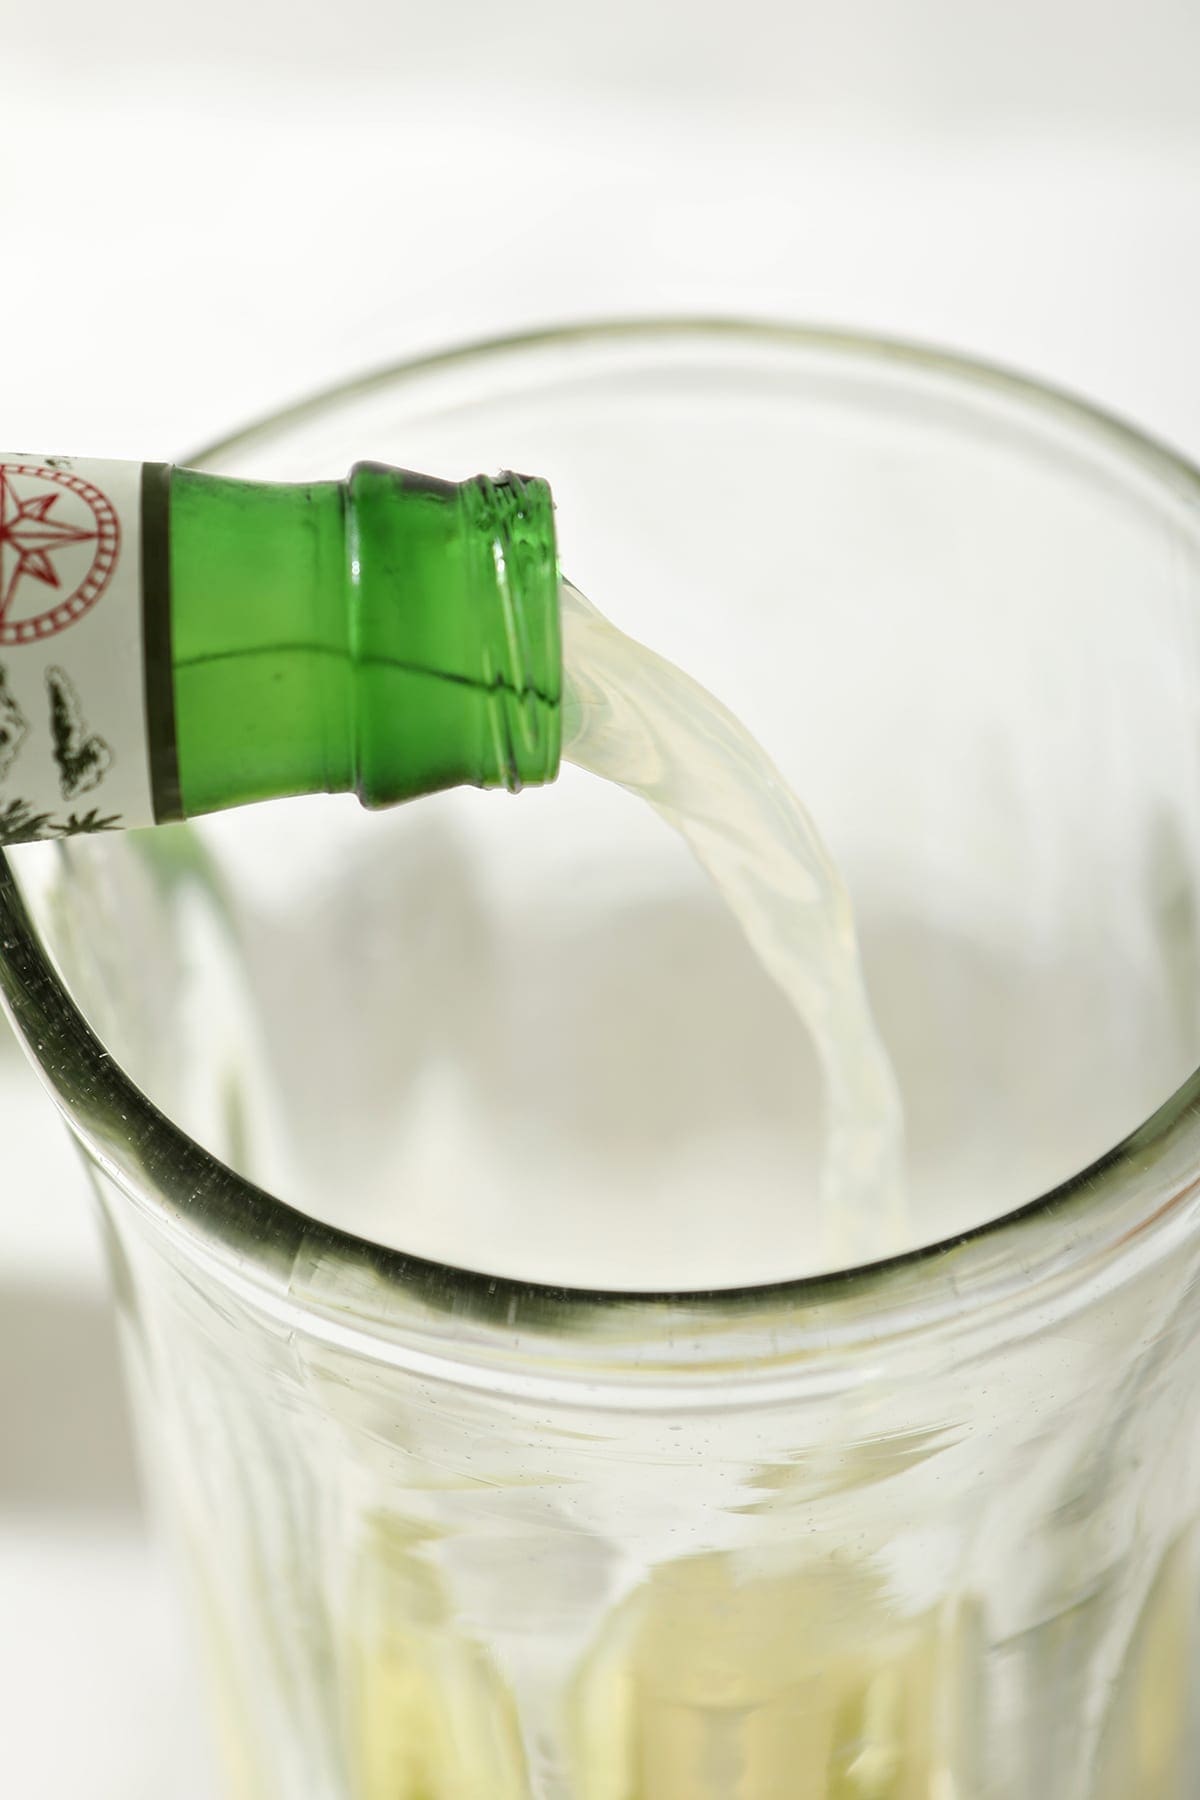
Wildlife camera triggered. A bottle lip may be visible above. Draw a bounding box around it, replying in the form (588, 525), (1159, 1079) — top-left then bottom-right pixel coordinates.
(344, 460), (562, 806)
(462, 471), (562, 793)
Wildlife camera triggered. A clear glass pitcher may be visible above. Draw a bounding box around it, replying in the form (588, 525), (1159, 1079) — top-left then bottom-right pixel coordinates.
(4, 322), (1200, 1797)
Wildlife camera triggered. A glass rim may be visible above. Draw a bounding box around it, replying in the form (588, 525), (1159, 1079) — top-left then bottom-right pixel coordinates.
(5, 315), (1200, 1393)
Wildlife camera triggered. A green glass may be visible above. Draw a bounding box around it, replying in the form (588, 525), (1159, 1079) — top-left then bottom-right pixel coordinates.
(167, 462), (562, 820)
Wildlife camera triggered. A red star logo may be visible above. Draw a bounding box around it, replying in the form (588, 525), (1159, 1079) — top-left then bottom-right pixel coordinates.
(0, 469), (98, 624)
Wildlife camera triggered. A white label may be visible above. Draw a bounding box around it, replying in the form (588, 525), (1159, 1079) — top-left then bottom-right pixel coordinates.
(0, 455), (154, 842)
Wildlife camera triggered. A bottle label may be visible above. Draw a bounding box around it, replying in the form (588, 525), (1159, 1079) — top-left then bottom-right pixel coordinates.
(0, 455), (156, 844)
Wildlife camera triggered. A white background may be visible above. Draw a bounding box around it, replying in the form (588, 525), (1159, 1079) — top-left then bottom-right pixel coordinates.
(3, 1), (1200, 1791)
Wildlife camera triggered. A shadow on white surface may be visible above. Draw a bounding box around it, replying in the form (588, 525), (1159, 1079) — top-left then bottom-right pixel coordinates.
(0, 1286), (140, 1515)
(0, 1017), (212, 1797)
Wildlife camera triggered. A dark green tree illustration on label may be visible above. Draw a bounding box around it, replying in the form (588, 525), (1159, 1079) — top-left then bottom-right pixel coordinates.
(0, 663), (123, 844)
(0, 799), (55, 844)
(46, 666), (112, 800)
(0, 797), (122, 845)
(0, 662), (28, 785)
(57, 809), (122, 834)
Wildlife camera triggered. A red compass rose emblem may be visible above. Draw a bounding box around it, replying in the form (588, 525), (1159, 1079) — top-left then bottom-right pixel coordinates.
(0, 463), (121, 647)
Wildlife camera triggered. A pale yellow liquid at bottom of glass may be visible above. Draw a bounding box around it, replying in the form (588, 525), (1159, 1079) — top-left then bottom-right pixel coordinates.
(335, 1520), (1193, 1800)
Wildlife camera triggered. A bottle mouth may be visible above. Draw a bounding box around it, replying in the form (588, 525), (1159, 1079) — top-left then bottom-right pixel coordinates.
(463, 472), (563, 792)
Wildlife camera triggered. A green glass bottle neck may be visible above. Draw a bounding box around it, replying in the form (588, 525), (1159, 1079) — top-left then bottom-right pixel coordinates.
(166, 461), (562, 821)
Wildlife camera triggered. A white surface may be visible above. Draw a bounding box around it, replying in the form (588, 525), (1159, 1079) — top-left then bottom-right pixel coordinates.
(3, 4), (1200, 1793)
(0, 1527), (214, 1800)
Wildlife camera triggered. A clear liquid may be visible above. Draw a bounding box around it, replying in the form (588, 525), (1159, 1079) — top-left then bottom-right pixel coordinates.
(560, 581), (907, 1266)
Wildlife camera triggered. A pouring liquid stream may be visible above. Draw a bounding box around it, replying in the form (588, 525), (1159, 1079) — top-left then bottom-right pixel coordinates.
(559, 580), (907, 1267)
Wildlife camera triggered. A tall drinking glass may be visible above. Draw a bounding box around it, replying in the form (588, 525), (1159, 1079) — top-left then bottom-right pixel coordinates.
(4, 323), (1200, 1798)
